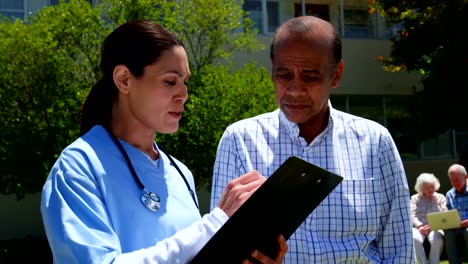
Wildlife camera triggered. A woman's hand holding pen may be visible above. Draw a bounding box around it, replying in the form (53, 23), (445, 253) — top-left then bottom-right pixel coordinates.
(217, 171), (288, 264)
(217, 170), (266, 217)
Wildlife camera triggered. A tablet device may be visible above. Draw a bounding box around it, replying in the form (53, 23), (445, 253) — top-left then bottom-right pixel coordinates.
(190, 156), (343, 264)
(427, 209), (461, 230)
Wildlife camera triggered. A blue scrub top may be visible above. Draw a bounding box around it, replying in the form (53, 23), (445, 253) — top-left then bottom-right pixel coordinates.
(41, 125), (202, 262)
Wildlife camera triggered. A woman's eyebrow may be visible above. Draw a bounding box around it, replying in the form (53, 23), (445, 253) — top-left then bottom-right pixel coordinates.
(165, 69), (191, 78)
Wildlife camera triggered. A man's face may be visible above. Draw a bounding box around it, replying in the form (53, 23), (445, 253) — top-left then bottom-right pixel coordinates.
(449, 172), (467, 193)
(271, 37), (343, 126)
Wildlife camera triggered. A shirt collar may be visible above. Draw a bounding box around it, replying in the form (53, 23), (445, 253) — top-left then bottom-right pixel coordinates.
(457, 183), (468, 195)
(451, 182), (468, 196)
(279, 100), (335, 144)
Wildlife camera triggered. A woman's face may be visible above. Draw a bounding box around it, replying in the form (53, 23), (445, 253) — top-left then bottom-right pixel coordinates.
(421, 182), (435, 198)
(126, 46), (190, 134)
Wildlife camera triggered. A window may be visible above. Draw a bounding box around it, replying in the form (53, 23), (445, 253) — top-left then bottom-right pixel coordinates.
(330, 94), (464, 160)
(344, 9), (371, 39)
(0, 0), (25, 21)
(455, 130), (468, 157)
(329, 94), (347, 112)
(243, 0), (279, 33)
(421, 131), (452, 158)
(458, 131), (468, 166)
(50, 0), (93, 5)
(266, 1), (278, 32)
(384, 96), (420, 159)
(0, 0), (23, 9)
(294, 4), (330, 21)
(347, 95), (384, 124)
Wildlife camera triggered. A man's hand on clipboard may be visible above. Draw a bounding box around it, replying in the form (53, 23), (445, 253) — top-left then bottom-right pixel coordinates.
(244, 234), (288, 264)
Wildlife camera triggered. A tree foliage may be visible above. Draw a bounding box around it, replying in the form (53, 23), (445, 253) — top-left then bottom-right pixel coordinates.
(0, 0), (109, 199)
(0, 0), (274, 198)
(100, 0), (260, 73)
(371, 0), (468, 141)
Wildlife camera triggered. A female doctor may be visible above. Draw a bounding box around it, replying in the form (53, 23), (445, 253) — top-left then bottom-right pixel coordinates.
(40, 19), (287, 264)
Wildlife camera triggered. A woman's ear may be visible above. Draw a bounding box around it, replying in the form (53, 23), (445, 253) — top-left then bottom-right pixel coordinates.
(113, 65), (131, 94)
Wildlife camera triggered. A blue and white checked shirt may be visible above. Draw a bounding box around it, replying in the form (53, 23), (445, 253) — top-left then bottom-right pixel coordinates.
(446, 184), (468, 220)
(210, 106), (415, 263)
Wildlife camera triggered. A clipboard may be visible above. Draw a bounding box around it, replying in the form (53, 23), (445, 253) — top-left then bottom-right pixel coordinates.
(190, 156), (343, 264)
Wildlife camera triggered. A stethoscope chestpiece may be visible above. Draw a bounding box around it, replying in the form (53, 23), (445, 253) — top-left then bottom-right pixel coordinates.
(141, 190), (161, 212)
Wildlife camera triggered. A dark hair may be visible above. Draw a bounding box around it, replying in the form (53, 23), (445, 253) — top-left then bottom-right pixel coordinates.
(80, 20), (184, 135)
(270, 16), (342, 67)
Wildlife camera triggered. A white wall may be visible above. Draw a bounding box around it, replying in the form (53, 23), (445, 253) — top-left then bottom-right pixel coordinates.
(232, 36), (421, 96)
(339, 39), (421, 95)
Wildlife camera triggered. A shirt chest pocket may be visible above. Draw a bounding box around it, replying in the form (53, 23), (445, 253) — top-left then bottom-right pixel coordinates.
(307, 179), (380, 236)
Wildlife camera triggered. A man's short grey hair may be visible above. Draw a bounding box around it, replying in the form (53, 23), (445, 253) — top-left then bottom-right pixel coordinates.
(448, 164), (467, 177)
(414, 173), (440, 193)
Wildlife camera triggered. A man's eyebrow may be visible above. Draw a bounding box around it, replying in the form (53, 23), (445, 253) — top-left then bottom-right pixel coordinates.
(273, 67), (320, 74)
(273, 66), (290, 71)
(302, 69), (320, 74)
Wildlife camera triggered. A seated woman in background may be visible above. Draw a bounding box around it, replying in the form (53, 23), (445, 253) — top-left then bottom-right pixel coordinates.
(411, 173), (447, 264)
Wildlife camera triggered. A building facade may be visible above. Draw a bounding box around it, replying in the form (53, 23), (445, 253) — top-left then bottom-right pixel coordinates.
(0, 0), (95, 21)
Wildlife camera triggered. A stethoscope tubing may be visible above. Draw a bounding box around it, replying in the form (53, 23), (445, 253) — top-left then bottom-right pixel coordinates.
(105, 127), (199, 211)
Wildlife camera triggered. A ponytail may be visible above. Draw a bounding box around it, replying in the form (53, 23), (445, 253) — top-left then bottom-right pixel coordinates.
(80, 78), (116, 136)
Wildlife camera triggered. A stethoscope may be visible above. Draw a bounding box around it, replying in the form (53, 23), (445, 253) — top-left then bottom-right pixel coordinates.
(105, 127), (199, 212)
